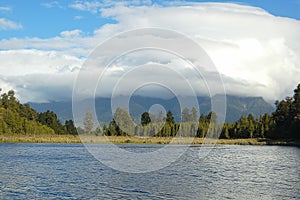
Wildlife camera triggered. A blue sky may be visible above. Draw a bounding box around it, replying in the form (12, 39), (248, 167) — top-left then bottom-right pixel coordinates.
(0, 0), (114, 38)
(0, 0), (299, 39)
(0, 0), (300, 102)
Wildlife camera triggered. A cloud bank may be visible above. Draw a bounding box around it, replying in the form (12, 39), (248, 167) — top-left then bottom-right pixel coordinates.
(0, 2), (300, 103)
(0, 18), (22, 30)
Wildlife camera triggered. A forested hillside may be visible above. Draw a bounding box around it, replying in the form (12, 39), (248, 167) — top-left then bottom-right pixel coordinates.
(83, 84), (300, 140)
(1, 84), (299, 140)
(0, 90), (77, 135)
(30, 95), (274, 123)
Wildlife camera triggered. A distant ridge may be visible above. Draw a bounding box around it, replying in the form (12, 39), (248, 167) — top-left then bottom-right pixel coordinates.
(29, 95), (274, 123)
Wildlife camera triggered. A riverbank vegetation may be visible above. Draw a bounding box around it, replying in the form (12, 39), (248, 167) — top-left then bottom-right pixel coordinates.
(0, 84), (299, 144)
(1, 134), (299, 146)
(85, 84), (300, 141)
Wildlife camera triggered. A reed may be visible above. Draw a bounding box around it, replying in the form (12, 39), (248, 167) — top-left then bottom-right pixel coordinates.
(0, 134), (299, 146)
(0, 134), (81, 143)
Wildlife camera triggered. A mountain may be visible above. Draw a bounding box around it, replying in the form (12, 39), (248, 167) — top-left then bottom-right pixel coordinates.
(29, 95), (275, 123)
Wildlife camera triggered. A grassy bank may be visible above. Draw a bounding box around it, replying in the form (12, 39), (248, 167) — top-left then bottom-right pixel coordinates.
(0, 134), (81, 143)
(0, 134), (299, 146)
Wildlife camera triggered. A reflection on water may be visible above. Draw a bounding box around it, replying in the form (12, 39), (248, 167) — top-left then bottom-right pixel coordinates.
(0, 143), (299, 199)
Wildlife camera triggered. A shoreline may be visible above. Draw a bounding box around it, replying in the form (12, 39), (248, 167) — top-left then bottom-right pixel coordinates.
(0, 134), (299, 146)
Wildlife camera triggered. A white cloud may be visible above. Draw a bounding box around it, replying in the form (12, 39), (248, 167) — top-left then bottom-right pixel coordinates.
(0, 49), (82, 102)
(0, 35), (97, 57)
(1, 2), (300, 102)
(96, 3), (300, 100)
(1, 73), (77, 103)
(41, 1), (63, 9)
(0, 49), (82, 76)
(60, 29), (82, 38)
(0, 18), (22, 30)
(69, 0), (102, 14)
(68, 0), (154, 14)
(74, 15), (83, 20)
(0, 6), (11, 12)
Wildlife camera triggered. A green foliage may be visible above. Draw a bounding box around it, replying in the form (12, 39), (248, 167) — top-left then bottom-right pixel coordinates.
(83, 110), (94, 134)
(181, 108), (190, 122)
(207, 112), (218, 124)
(0, 90), (55, 135)
(102, 124), (107, 136)
(2, 83), (299, 140)
(220, 124), (230, 139)
(108, 119), (117, 136)
(157, 110), (164, 122)
(181, 107), (198, 122)
(38, 110), (66, 134)
(65, 120), (77, 135)
(270, 84), (300, 139)
(20, 103), (38, 121)
(166, 110), (175, 124)
(190, 107), (198, 122)
(114, 108), (134, 136)
(141, 112), (151, 126)
(95, 125), (102, 136)
(0, 90), (76, 135)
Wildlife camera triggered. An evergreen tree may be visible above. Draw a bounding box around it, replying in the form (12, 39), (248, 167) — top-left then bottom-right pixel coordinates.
(102, 124), (107, 136)
(65, 120), (77, 135)
(270, 83), (300, 139)
(291, 84), (300, 138)
(221, 124), (230, 139)
(114, 108), (134, 135)
(190, 107), (198, 122)
(38, 110), (66, 134)
(141, 112), (151, 126)
(199, 114), (206, 124)
(181, 108), (190, 122)
(207, 112), (218, 124)
(108, 119), (117, 136)
(157, 110), (164, 122)
(0, 90), (55, 135)
(166, 110), (175, 124)
(83, 110), (94, 134)
(247, 114), (255, 138)
(95, 125), (102, 136)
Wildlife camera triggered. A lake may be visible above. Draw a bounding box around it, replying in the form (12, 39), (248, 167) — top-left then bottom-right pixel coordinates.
(0, 143), (299, 199)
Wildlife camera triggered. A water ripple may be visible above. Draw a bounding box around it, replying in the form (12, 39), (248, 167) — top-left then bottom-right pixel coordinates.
(0, 144), (299, 199)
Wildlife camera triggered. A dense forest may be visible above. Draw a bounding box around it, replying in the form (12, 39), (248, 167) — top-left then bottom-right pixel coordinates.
(83, 84), (300, 140)
(0, 90), (77, 135)
(0, 84), (299, 140)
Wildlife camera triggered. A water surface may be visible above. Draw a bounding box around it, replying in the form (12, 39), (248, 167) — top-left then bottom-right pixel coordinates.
(0, 144), (299, 199)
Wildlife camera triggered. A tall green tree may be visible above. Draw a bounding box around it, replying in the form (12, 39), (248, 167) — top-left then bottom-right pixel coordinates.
(20, 103), (38, 121)
(95, 125), (102, 136)
(114, 108), (134, 135)
(166, 110), (175, 125)
(181, 108), (190, 122)
(291, 84), (300, 137)
(190, 107), (198, 122)
(270, 83), (300, 139)
(38, 110), (66, 134)
(102, 124), (108, 136)
(108, 119), (117, 136)
(157, 110), (164, 122)
(83, 110), (94, 134)
(220, 124), (230, 139)
(207, 112), (217, 124)
(141, 112), (151, 126)
(65, 120), (77, 135)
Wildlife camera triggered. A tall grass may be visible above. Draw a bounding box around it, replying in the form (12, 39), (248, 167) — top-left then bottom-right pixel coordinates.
(0, 134), (81, 143)
(1, 134), (299, 146)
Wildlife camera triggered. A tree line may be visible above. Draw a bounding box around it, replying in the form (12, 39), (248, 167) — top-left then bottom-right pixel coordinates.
(0, 90), (77, 135)
(0, 83), (299, 139)
(83, 84), (300, 140)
